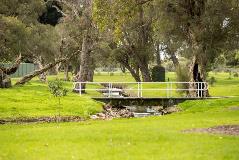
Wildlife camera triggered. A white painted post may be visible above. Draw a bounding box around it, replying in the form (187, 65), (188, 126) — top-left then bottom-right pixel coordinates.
(79, 82), (82, 96)
(140, 82), (143, 97)
(170, 82), (173, 97)
(137, 82), (140, 98)
(197, 82), (200, 98)
(108, 83), (111, 97)
(166, 82), (169, 98)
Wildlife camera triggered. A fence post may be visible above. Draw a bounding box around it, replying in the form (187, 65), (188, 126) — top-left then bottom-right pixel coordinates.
(79, 82), (82, 96)
(140, 82), (143, 97)
(166, 82), (168, 98)
(197, 82), (200, 98)
(170, 82), (173, 97)
(137, 82), (140, 98)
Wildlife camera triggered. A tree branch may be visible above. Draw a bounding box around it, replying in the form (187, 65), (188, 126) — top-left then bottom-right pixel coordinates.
(15, 50), (80, 86)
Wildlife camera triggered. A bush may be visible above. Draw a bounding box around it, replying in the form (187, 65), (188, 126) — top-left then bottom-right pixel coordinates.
(209, 76), (216, 86)
(109, 72), (114, 76)
(48, 79), (68, 97)
(152, 65), (165, 82)
(233, 72), (239, 77)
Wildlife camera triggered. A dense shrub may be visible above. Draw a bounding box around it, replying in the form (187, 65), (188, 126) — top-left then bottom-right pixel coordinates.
(152, 65), (165, 82)
(233, 72), (239, 77)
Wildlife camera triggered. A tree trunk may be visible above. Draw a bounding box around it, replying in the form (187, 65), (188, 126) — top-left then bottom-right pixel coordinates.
(168, 50), (180, 69)
(188, 55), (209, 97)
(0, 71), (11, 88)
(87, 68), (94, 82)
(120, 65), (126, 73)
(64, 63), (69, 81)
(15, 58), (68, 85)
(139, 63), (151, 82)
(0, 54), (22, 88)
(48, 65), (59, 75)
(35, 56), (47, 82)
(135, 3), (152, 82)
(125, 64), (141, 82)
(74, 0), (93, 93)
(75, 32), (91, 93)
(156, 43), (162, 66)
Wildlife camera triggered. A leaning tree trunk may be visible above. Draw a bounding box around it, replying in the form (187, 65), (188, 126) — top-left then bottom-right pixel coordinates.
(125, 64), (141, 82)
(15, 58), (68, 85)
(0, 54), (22, 88)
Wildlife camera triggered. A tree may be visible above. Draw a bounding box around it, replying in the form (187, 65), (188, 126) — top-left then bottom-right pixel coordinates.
(93, 0), (156, 82)
(156, 0), (239, 96)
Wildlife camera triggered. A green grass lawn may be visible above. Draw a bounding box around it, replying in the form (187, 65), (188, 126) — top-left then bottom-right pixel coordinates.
(0, 72), (239, 159)
(0, 79), (102, 120)
(0, 98), (239, 160)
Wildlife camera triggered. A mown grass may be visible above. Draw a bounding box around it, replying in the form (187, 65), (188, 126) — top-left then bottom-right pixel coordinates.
(0, 71), (239, 159)
(0, 98), (239, 160)
(0, 79), (102, 119)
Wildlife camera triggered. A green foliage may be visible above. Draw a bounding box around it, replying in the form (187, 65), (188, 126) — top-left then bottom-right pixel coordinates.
(152, 65), (165, 82)
(48, 79), (68, 97)
(0, 16), (31, 61)
(233, 72), (239, 77)
(0, 77), (102, 119)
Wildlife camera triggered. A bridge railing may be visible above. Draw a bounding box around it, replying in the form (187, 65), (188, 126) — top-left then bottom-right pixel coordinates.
(73, 82), (208, 98)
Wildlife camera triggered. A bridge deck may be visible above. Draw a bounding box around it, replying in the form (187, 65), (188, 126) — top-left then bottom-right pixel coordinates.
(92, 97), (226, 106)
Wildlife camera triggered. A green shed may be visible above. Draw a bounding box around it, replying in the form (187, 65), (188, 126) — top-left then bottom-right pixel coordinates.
(2, 63), (38, 78)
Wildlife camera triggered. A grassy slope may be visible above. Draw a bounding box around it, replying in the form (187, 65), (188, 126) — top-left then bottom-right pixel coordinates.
(0, 79), (102, 119)
(0, 98), (239, 160)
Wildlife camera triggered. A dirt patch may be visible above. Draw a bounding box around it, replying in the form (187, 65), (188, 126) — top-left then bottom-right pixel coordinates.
(184, 125), (239, 136)
(229, 106), (239, 111)
(0, 116), (84, 125)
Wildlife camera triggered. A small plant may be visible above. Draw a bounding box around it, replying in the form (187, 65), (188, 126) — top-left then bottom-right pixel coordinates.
(228, 72), (233, 79)
(209, 76), (216, 86)
(48, 79), (68, 122)
(233, 72), (239, 77)
(109, 72), (114, 76)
